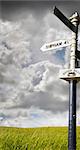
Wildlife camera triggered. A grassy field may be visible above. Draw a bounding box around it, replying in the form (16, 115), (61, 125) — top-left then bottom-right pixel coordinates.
(0, 126), (80, 150)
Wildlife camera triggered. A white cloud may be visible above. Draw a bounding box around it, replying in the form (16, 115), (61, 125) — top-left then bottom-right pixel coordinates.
(43, 12), (72, 42)
(0, 107), (68, 128)
(0, 19), (32, 107)
(34, 61), (60, 91)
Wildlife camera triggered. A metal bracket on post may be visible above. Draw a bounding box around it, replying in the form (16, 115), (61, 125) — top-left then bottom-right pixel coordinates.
(59, 68), (80, 81)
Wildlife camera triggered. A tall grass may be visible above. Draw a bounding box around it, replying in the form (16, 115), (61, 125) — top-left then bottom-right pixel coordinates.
(0, 126), (80, 150)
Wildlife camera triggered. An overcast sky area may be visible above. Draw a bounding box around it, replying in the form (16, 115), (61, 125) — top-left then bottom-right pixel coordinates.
(0, 1), (80, 128)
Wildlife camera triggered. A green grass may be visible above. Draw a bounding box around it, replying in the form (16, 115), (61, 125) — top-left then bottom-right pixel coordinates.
(0, 126), (80, 150)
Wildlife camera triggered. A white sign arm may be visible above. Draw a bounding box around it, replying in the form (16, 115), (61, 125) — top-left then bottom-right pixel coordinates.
(40, 39), (71, 52)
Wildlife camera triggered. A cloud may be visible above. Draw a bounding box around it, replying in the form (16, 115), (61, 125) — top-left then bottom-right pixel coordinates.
(0, 20), (32, 66)
(0, 59), (68, 113)
(0, 19), (32, 107)
(0, 107), (68, 128)
(0, 4), (80, 128)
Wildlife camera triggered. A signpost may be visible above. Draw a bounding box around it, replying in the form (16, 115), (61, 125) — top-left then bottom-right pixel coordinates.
(41, 6), (80, 150)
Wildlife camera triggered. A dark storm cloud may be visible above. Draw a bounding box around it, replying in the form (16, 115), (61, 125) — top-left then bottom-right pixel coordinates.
(1, 1), (49, 21)
(6, 91), (69, 113)
(1, 1), (80, 21)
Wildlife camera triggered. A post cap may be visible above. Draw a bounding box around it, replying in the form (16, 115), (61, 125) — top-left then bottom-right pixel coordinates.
(69, 12), (79, 20)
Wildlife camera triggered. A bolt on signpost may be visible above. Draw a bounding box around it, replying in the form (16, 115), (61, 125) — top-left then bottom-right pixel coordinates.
(41, 6), (80, 150)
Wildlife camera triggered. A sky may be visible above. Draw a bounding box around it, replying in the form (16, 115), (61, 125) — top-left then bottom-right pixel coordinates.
(0, 1), (80, 128)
